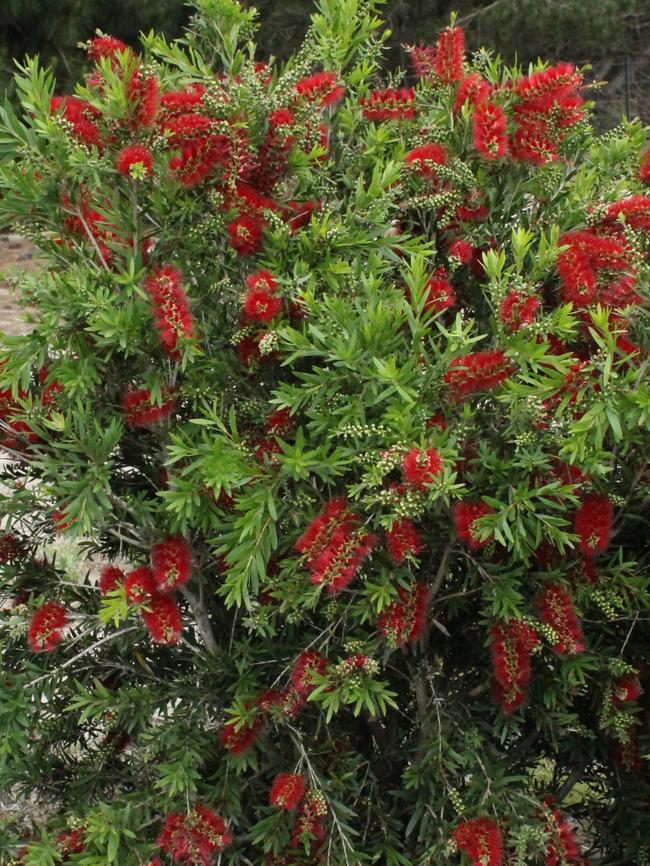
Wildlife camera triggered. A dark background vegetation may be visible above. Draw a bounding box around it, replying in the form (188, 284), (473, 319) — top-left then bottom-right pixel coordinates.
(1, 0), (650, 126)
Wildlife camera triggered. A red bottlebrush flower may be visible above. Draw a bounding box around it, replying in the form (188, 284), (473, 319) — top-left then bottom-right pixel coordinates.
(310, 523), (377, 595)
(50, 95), (103, 149)
(257, 685), (305, 719)
(407, 43), (437, 80)
(454, 72), (491, 113)
(473, 101), (508, 159)
(613, 737), (643, 773)
(160, 83), (206, 115)
(285, 198), (321, 232)
(291, 651), (328, 697)
(510, 119), (559, 165)
(361, 88), (416, 122)
(452, 817), (504, 866)
(444, 349), (514, 401)
(421, 268), (456, 313)
(612, 673), (642, 705)
(157, 805), (232, 865)
(385, 518), (422, 564)
(490, 619), (540, 713)
(141, 594), (182, 645)
(267, 407), (293, 435)
(402, 447), (443, 489)
(227, 213), (265, 256)
(87, 35), (129, 61)
(219, 718), (262, 754)
(28, 601), (68, 652)
(290, 790), (328, 850)
(499, 290), (540, 332)
(269, 108), (294, 129)
(574, 494), (613, 556)
(433, 26), (465, 84)
(58, 827), (86, 857)
(124, 566), (157, 603)
(162, 114), (230, 186)
(536, 583), (585, 655)
(270, 773), (306, 810)
(295, 498), (354, 560)
(404, 143), (448, 176)
(448, 238), (474, 264)
(557, 229), (634, 307)
(0, 532), (21, 563)
(605, 195), (650, 233)
(514, 64), (584, 132)
(294, 71), (345, 108)
(236, 335), (262, 367)
(128, 72), (160, 128)
(151, 535), (192, 593)
(639, 148), (650, 184)
(122, 387), (176, 427)
(116, 143), (153, 177)
(52, 508), (73, 533)
(242, 270), (282, 322)
(377, 581), (428, 647)
(99, 564), (125, 595)
(144, 265), (195, 358)
(453, 500), (494, 551)
(543, 808), (581, 866)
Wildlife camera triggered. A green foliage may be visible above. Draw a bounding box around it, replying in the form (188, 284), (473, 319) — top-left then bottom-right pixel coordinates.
(0, 1), (649, 865)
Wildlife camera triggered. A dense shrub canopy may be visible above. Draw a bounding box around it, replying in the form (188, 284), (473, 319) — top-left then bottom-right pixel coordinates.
(0, 1), (649, 864)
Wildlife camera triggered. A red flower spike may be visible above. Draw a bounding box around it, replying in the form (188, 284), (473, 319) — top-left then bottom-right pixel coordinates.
(404, 143), (448, 176)
(124, 566), (157, 603)
(361, 88), (416, 122)
(448, 238), (474, 264)
(574, 494), (613, 555)
(50, 95), (103, 149)
(116, 144), (153, 177)
(542, 808), (581, 866)
(444, 350), (514, 401)
(490, 619), (540, 713)
(87, 35), (129, 61)
(28, 601), (68, 652)
(0, 532), (21, 563)
(242, 270), (283, 322)
(473, 101), (508, 159)
(157, 804), (232, 865)
(270, 773), (306, 810)
(418, 268), (456, 313)
(58, 828), (86, 857)
(99, 564), (125, 595)
(307, 525), (376, 593)
(612, 673), (642, 705)
(291, 651), (328, 696)
(454, 73), (491, 113)
(377, 582), (428, 646)
(227, 213), (265, 256)
(453, 501), (494, 551)
(536, 583), (585, 655)
(433, 26), (465, 84)
(402, 447), (443, 489)
(151, 535), (192, 593)
(385, 518), (422, 565)
(294, 72), (345, 108)
(639, 149), (650, 184)
(141, 594), (182, 645)
(452, 817), (504, 866)
(499, 290), (540, 332)
(122, 387), (176, 427)
(143, 266), (194, 358)
(161, 84), (206, 115)
(219, 718), (262, 754)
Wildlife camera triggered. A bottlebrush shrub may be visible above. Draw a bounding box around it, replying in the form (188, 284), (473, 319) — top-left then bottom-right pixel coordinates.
(1, 1), (650, 864)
